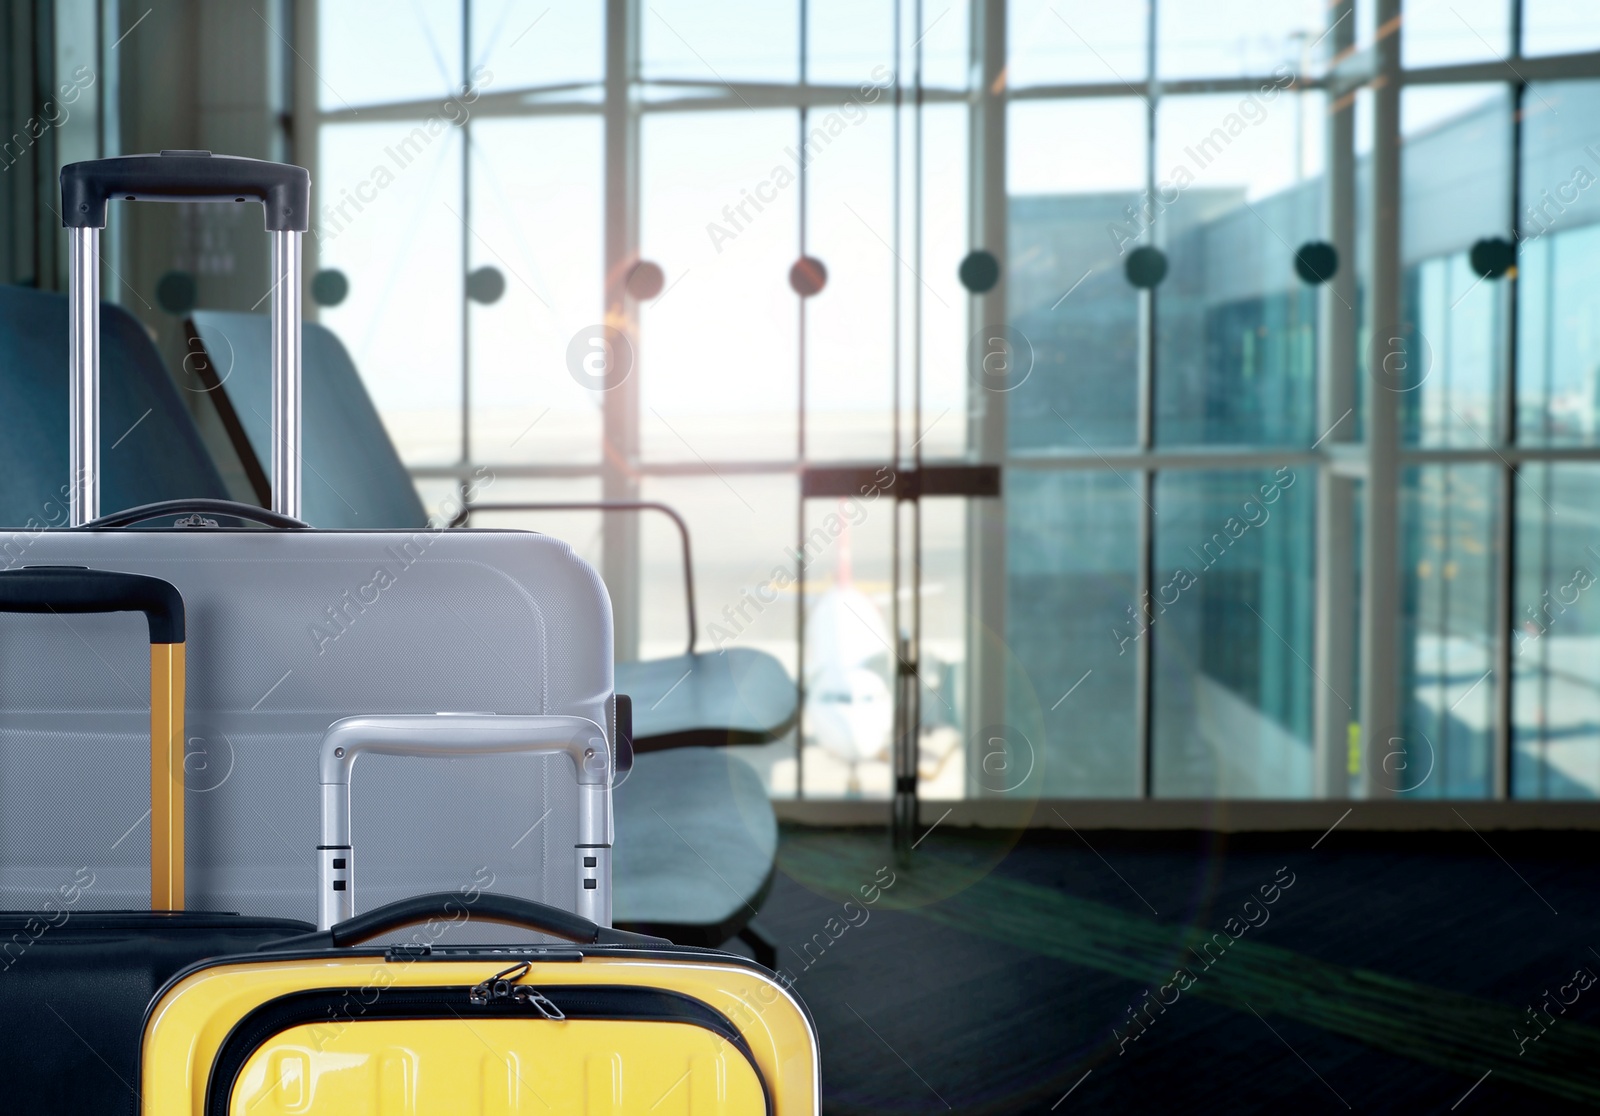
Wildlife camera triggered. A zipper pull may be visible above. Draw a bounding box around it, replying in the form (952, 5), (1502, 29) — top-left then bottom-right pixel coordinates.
(468, 960), (565, 1019)
(518, 988), (566, 1021)
(470, 960), (531, 1006)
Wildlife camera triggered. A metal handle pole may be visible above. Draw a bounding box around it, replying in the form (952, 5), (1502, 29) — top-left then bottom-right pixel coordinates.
(270, 229), (302, 519)
(68, 227), (100, 526)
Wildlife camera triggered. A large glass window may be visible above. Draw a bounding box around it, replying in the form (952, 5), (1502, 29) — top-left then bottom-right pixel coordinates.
(1157, 0), (1324, 80)
(1513, 464), (1600, 798)
(469, 117), (604, 466)
(311, 1), (1600, 805)
(1155, 90), (1324, 446)
(1151, 468), (1315, 796)
(1007, 470), (1140, 796)
(316, 121), (463, 466)
(639, 110), (799, 463)
(1007, 98), (1146, 452)
(319, 1), (464, 111)
(1523, 0), (1600, 55)
(641, 1), (799, 84)
(1402, 465), (1499, 797)
(1401, 0), (1509, 68)
(1517, 81), (1600, 445)
(1008, 1), (1149, 87)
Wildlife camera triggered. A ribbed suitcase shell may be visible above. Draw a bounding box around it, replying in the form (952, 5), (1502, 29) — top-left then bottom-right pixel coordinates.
(141, 947), (818, 1114)
(0, 527), (614, 926)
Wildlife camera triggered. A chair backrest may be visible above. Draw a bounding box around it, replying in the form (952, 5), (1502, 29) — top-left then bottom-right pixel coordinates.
(190, 310), (428, 529)
(0, 286), (229, 526)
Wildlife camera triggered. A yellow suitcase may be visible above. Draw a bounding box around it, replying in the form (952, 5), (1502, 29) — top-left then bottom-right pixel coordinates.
(141, 891), (819, 1115)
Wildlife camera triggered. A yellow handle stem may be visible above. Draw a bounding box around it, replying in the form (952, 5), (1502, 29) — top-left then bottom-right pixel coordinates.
(150, 642), (185, 910)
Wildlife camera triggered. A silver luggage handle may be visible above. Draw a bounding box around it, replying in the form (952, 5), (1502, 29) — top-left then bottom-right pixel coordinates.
(316, 714), (614, 931)
(60, 150), (309, 524)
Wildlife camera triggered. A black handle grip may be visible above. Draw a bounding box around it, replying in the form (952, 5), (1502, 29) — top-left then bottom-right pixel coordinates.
(80, 498), (310, 531)
(61, 151), (310, 232)
(262, 892), (669, 952)
(616, 694), (634, 774)
(0, 567), (184, 643)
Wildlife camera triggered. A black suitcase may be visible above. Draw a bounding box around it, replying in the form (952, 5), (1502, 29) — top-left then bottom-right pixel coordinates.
(0, 567), (309, 1114)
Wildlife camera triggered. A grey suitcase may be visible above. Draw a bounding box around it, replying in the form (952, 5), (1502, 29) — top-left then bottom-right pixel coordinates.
(0, 151), (617, 926)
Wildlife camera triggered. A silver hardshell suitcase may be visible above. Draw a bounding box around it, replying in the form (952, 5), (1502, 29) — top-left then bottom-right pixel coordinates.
(0, 151), (616, 926)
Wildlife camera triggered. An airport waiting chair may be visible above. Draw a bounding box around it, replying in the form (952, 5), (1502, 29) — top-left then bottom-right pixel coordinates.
(620, 649), (797, 748)
(187, 311), (425, 527)
(0, 286), (231, 526)
(187, 314), (790, 964)
(455, 501), (796, 963)
(612, 745), (779, 959)
(454, 501), (798, 752)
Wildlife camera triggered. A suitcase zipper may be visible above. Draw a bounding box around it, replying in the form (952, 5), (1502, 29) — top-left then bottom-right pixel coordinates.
(206, 978), (774, 1116)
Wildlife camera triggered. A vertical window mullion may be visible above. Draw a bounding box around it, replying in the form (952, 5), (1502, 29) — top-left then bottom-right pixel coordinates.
(1136, 0), (1159, 798)
(460, 0), (472, 468)
(1494, 9), (1527, 796)
(965, 0), (1008, 800)
(795, 0), (809, 798)
(1314, 0), (1359, 798)
(601, 0), (642, 662)
(1360, 0), (1404, 800)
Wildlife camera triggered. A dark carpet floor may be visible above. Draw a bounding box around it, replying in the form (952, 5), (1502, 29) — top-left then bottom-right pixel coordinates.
(752, 825), (1600, 1115)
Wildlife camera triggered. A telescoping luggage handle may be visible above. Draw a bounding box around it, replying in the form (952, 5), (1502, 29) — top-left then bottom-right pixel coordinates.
(60, 150), (310, 525)
(317, 714), (614, 932)
(0, 567), (188, 909)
